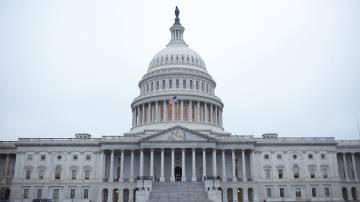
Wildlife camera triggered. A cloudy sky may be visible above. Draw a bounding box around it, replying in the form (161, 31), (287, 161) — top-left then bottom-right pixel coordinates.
(1, 0), (359, 140)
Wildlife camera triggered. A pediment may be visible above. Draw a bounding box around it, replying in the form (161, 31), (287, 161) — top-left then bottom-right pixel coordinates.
(142, 126), (214, 142)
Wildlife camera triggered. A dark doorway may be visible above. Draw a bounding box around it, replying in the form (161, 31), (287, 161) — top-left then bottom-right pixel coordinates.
(175, 167), (182, 181)
(113, 189), (119, 202)
(342, 187), (348, 201)
(227, 188), (233, 202)
(123, 188), (129, 202)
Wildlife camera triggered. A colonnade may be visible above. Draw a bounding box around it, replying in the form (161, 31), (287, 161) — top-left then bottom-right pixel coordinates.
(132, 100), (223, 127)
(338, 152), (359, 181)
(102, 148), (254, 183)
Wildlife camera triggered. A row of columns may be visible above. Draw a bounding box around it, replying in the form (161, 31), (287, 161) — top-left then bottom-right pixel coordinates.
(104, 149), (253, 182)
(132, 100), (223, 127)
(339, 152), (359, 181)
(0, 154), (12, 182)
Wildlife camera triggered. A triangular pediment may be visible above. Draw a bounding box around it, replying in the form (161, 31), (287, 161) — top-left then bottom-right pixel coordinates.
(142, 126), (215, 142)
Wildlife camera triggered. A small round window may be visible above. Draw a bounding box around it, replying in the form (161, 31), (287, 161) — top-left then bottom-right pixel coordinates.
(293, 154), (297, 159)
(57, 155), (62, 160)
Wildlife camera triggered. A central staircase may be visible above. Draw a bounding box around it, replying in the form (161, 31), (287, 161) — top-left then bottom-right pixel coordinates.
(146, 182), (212, 202)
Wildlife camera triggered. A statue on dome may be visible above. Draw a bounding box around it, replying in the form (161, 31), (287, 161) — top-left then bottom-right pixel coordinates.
(175, 6), (180, 18)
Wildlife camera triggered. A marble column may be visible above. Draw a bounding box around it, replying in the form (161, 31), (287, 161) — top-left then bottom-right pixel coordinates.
(197, 101), (201, 122)
(203, 149), (207, 179)
(155, 101), (158, 122)
(100, 151), (105, 180)
(150, 149), (154, 180)
(130, 150), (134, 182)
(148, 102), (151, 122)
(172, 101), (175, 121)
(192, 148), (196, 181)
(181, 100), (184, 121)
(4, 154), (10, 177)
(232, 150), (237, 182)
(222, 150), (226, 181)
(160, 149), (165, 182)
(343, 153), (349, 181)
(352, 153), (358, 181)
(171, 149), (175, 182)
(142, 104), (145, 124)
(140, 149), (144, 177)
(182, 149), (186, 181)
(242, 150), (247, 181)
(189, 100), (193, 121)
(120, 150), (124, 182)
(213, 149), (217, 177)
(204, 103), (208, 123)
(110, 150), (114, 182)
(215, 106), (218, 125)
(251, 150), (255, 180)
(210, 104), (213, 124)
(163, 100), (167, 121)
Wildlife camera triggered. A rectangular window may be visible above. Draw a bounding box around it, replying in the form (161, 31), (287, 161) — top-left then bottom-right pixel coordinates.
(280, 188), (285, 198)
(72, 170), (77, 180)
(190, 80), (193, 89)
(156, 81), (159, 90)
(84, 189), (89, 199)
(37, 189), (42, 199)
(70, 189), (75, 199)
(40, 154), (46, 160)
(26, 170), (31, 180)
(86, 154), (91, 160)
(325, 187), (330, 197)
(201, 82), (204, 91)
(265, 169), (271, 179)
(39, 170), (44, 180)
(151, 82), (154, 91)
(73, 155), (78, 160)
(277, 154), (282, 159)
(321, 154), (326, 159)
(146, 83), (149, 93)
(278, 168), (283, 179)
(196, 81), (199, 90)
(85, 170), (90, 180)
(264, 154), (269, 159)
(27, 154), (33, 160)
(295, 188), (301, 198)
(183, 79), (186, 88)
(169, 79), (172, 89)
(53, 189), (59, 202)
(308, 154), (313, 159)
(266, 188), (272, 198)
(176, 79), (179, 88)
(312, 188), (317, 197)
(162, 80), (165, 89)
(23, 188), (29, 199)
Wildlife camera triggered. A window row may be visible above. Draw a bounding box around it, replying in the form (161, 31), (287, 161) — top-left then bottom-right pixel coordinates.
(150, 54), (205, 68)
(263, 165), (329, 179)
(24, 165), (92, 180)
(141, 78), (214, 95)
(263, 153), (327, 160)
(265, 186), (331, 199)
(27, 154), (92, 161)
(23, 187), (90, 200)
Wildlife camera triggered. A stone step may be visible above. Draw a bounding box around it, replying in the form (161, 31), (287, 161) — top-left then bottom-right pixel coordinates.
(147, 182), (210, 202)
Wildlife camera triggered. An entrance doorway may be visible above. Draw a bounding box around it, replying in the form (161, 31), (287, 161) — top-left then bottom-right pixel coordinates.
(175, 167), (182, 181)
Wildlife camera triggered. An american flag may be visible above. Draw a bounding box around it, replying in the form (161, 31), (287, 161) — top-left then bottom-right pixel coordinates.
(169, 96), (177, 104)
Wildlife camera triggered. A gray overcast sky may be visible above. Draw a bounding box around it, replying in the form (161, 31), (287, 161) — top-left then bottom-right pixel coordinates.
(1, 0), (359, 140)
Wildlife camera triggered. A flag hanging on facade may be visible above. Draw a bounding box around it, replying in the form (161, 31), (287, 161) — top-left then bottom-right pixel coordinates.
(169, 96), (177, 104)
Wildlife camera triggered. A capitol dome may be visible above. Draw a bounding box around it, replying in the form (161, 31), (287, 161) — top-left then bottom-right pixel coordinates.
(130, 6), (224, 133)
(148, 44), (207, 73)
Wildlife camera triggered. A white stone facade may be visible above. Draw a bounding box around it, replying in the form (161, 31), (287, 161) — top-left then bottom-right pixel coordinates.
(1, 7), (360, 202)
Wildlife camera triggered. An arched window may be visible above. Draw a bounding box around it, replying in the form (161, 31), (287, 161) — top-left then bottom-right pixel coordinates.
(227, 188), (233, 202)
(264, 166), (272, 179)
(321, 165), (328, 178)
(293, 165), (300, 179)
(308, 165), (316, 178)
(55, 165), (61, 180)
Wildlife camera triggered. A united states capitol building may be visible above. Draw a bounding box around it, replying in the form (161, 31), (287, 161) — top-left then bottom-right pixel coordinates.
(1, 7), (360, 202)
